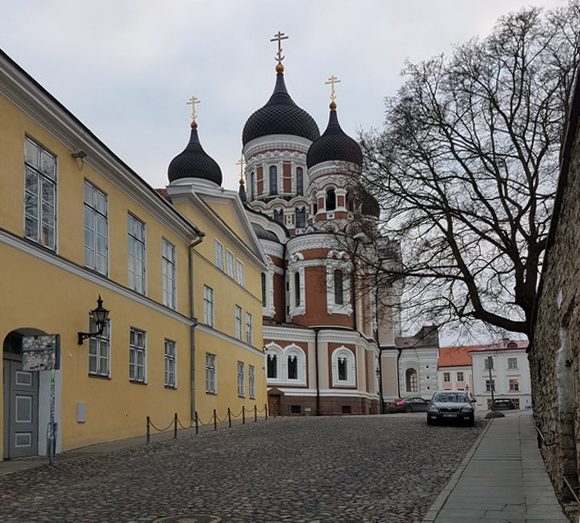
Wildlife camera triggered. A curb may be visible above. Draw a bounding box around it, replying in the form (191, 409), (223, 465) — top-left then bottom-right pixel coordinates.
(421, 419), (493, 522)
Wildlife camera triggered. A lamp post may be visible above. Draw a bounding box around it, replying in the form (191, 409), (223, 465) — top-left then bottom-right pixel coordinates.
(78, 296), (110, 345)
(487, 356), (496, 410)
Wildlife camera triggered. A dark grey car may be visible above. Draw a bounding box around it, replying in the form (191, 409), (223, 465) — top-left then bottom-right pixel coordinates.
(427, 391), (475, 426)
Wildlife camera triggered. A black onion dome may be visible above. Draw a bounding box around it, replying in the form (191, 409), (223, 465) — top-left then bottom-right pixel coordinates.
(242, 73), (320, 146)
(168, 125), (223, 186)
(306, 109), (363, 168)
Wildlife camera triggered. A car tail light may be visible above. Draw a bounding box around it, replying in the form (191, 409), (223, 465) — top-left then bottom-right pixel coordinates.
(397, 402), (405, 405)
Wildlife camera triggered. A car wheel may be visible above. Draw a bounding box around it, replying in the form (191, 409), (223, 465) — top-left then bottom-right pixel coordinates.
(404, 405), (413, 413)
(427, 418), (434, 426)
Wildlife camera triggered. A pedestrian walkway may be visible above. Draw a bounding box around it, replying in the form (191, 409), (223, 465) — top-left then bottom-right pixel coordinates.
(423, 411), (570, 522)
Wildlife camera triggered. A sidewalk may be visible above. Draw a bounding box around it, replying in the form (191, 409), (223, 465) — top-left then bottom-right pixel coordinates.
(423, 411), (570, 522)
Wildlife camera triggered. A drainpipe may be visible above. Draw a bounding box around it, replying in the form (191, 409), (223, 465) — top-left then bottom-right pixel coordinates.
(396, 347), (403, 398)
(314, 327), (321, 416)
(188, 234), (205, 423)
(281, 242), (287, 322)
(374, 282), (384, 414)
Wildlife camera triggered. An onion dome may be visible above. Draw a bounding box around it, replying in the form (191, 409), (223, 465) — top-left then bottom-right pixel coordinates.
(306, 104), (363, 168)
(242, 71), (320, 146)
(168, 123), (223, 186)
(361, 188), (380, 218)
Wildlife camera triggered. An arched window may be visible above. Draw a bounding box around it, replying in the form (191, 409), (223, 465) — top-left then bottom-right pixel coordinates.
(274, 209), (284, 224)
(296, 207), (306, 229)
(406, 368), (418, 393)
(338, 356), (348, 381)
(326, 189), (336, 211)
(267, 354), (278, 379)
(296, 167), (303, 196)
(269, 166), (278, 195)
(295, 272), (301, 307)
(250, 172), (255, 199)
(332, 347), (356, 387)
(334, 270), (344, 305)
(287, 355), (298, 380)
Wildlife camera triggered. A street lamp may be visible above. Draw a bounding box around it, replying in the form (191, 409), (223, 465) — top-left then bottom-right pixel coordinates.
(78, 296), (110, 345)
(487, 356), (496, 410)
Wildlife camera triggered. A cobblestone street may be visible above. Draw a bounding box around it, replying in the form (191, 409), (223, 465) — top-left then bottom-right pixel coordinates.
(0, 415), (484, 523)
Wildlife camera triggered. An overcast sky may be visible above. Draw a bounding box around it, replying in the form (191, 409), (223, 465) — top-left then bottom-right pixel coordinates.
(0, 0), (566, 194)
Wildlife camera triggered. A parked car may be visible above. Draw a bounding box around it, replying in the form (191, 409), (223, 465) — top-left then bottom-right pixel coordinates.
(427, 391), (475, 426)
(387, 397), (430, 413)
(492, 398), (517, 410)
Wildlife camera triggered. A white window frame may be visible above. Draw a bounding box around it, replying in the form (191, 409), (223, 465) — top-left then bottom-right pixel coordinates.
(236, 259), (245, 287)
(285, 345), (307, 386)
(443, 372), (451, 382)
(206, 353), (217, 394)
(235, 305), (243, 340)
(507, 357), (518, 370)
(162, 239), (177, 309)
(24, 136), (57, 251)
(214, 239), (224, 271)
(89, 318), (110, 378)
(509, 378), (520, 391)
(484, 357), (494, 370)
(326, 252), (353, 316)
(288, 258), (306, 317)
(226, 249), (235, 279)
(246, 313), (253, 345)
(331, 347), (356, 388)
(265, 343), (283, 382)
(203, 285), (214, 327)
(128, 214), (146, 294)
(457, 371), (464, 382)
(485, 379), (495, 392)
(237, 361), (245, 397)
(249, 365), (255, 399)
(405, 367), (419, 393)
(129, 328), (147, 383)
(164, 339), (177, 388)
(84, 180), (108, 275)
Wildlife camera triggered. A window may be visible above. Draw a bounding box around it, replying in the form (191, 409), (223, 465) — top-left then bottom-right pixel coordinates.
(129, 328), (146, 383)
(443, 372), (451, 382)
(128, 214), (146, 294)
(288, 355), (298, 380)
(326, 188), (336, 211)
(246, 313), (253, 345)
(236, 259), (245, 287)
(296, 207), (306, 229)
(84, 181), (108, 275)
(206, 353), (217, 394)
(507, 358), (518, 369)
(457, 371), (464, 382)
(406, 368), (418, 392)
(509, 379), (520, 391)
(261, 273), (267, 306)
(274, 209), (284, 224)
(295, 272), (301, 307)
(484, 357), (494, 370)
(250, 172), (255, 199)
(485, 379), (495, 392)
(334, 270), (344, 305)
(237, 361), (245, 397)
(296, 167), (303, 196)
(267, 354), (278, 379)
(226, 249), (235, 279)
(203, 286), (214, 327)
(89, 318), (110, 377)
(235, 305), (242, 340)
(269, 165), (278, 195)
(249, 365), (255, 399)
(164, 339), (176, 388)
(332, 347), (355, 386)
(24, 137), (57, 250)
(214, 239), (224, 271)
(162, 240), (176, 309)
(346, 190), (354, 212)
(337, 357), (348, 381)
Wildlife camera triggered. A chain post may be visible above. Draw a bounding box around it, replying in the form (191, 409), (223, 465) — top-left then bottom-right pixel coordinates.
(265, 403), (268, 420)
(254, 405), (257, 423)
(213, 409), (217, 431)
(242, 407), (245, 425)
(228, 407), (232, 428)
(146, 416), (151, 444)
(173, 413), (178, 439)
(195, 411), (199, 435)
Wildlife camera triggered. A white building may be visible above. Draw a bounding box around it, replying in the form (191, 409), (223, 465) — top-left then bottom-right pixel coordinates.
(469, 340), (531, 410)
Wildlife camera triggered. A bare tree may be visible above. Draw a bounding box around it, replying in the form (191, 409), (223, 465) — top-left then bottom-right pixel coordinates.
(354, 3), (580, 337)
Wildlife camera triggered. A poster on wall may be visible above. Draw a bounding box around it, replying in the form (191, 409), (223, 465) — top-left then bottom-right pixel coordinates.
(22, 335), (60, 371)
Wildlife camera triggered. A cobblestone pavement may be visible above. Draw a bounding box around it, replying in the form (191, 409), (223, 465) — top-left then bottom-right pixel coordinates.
(0, 414), (484, 523)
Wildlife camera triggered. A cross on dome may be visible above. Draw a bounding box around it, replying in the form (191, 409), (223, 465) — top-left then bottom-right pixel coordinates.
(325, 75), (341, 105)
(186, 96), (201, 127)
(270, 31), (289, 72)
(236, 157), (246, 185)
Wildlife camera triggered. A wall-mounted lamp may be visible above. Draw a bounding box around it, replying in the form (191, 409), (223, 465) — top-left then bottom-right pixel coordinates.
(72, 151), (87, 159)
(78, 295), (110, 345)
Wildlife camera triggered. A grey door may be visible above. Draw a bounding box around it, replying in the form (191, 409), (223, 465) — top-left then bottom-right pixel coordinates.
(3, 355), (39, 459)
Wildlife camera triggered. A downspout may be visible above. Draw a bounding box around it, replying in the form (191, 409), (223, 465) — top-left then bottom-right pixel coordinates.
(396, 347), (402, 398)
(314, 327), (321, 416)
(375, 277), (385, 414)
(281, 242), (287, 322)
(189, 233), (205, 423)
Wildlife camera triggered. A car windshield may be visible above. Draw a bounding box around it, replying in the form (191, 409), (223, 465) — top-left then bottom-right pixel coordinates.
(433, 393), (469, 403)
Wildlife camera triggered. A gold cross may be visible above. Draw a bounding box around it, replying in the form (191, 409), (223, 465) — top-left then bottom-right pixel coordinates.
(325, 76), (341, 102)
(270, 31), (289, 64)
(236, 157), (246, 183)
(186, 96), (201, 124)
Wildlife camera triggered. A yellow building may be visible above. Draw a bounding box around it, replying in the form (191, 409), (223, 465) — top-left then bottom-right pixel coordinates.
(0, 49), (267, 460)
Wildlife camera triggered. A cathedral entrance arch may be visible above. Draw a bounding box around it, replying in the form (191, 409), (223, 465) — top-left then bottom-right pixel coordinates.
(3, 328), (45, 459)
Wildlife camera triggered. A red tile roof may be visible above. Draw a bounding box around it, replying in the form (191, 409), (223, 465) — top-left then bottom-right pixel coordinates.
(438, 340), (528, 367)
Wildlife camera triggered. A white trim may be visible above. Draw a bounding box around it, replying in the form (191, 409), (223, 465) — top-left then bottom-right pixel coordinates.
(243, 135), (312, 159)
(265, 342), (307, 387)
(0, 229), (193, 325)
(269, 388), (379, 400)
(331, 346), (356, 388)
(196, 324), (265, 358)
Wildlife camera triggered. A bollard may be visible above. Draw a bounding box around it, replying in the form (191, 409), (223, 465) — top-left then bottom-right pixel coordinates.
(242, 408), (245, 425)
(195, 411), (199, 435)
(254, 405), (258, 423)
(173, 412), (178, 439)
(228, 407), (232, 428)
(265, 404), (268, 420)
(213, 409), (217, 431)
(146, 416), (151, 444)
